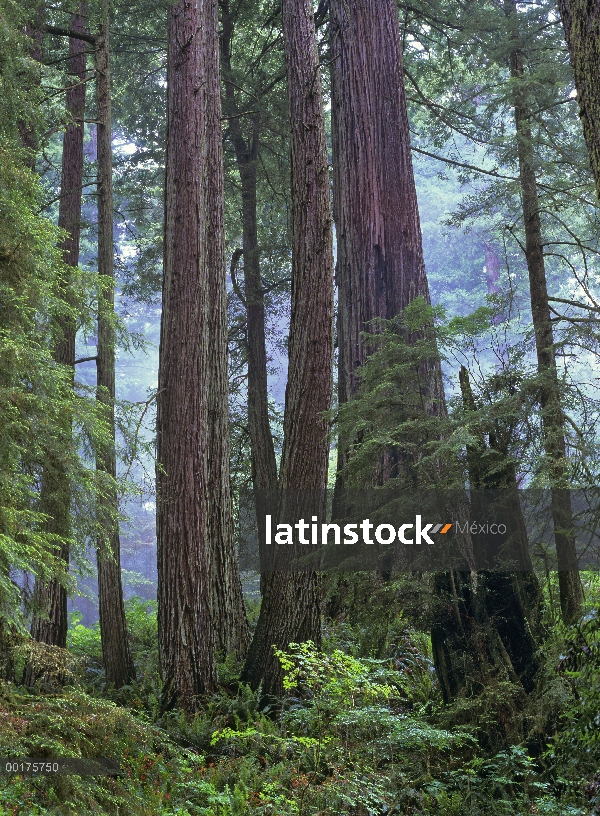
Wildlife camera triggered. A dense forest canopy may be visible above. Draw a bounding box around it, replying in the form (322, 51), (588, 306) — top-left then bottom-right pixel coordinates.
(1, 0), (600, 813)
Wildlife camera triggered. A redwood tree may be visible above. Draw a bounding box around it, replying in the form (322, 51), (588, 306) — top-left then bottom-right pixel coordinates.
(330, 0), (445, 486)
(157, 0), (248, 711)
(95, 2), (135, 688)
(558, 0), (600, 200)
(242, 0), (334, 696)
(29, 7), (87, 654)
(329, 0), (542, 705)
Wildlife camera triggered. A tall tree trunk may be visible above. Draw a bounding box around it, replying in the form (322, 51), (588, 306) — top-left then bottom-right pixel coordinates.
(221, 4), (278, 562)
(241, 0), (334, 697)
(29, 7), (87, 656)
(329, 0), (537, 708)
(505, 0), (582, 623)
(221, 5), (277, 497)
(157, 0), (248, 712)
(331, 0), (444, 488)
(95, 4), (135, 688)
(484, 242), (501, 298)
(205, 8), (249, 662)
(558, 0), (600, 200)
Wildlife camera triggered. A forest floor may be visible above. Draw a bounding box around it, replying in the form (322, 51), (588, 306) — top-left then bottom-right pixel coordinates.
(0, 586), (598, 815)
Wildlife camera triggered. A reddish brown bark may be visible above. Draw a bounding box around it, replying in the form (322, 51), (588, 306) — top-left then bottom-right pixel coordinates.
(506, 0), (582, 623)
(95, 6), (136, 688)
(205, 7), (249, 661)
(558, 0), (600, 200)
(331, 0), (444, 486)
(329, 0), (541, 707)
(29, 7), (87, 658)
(157, 0), (248, 711)
(242, 0), (334, 697)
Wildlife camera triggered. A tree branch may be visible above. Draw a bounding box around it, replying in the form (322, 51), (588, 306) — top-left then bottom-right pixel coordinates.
(548, 296), (600, 312)
(44, 25), (98, 45)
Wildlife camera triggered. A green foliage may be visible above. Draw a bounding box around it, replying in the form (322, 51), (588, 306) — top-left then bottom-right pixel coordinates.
(333, 297), (454, 487)
(206, 642), (469, 814)
(334, 290), (600, 494)
(0, 4), (79, 627)
(67, 598), (161, 712)
(0, 627), (594, 814)
(0, 682), (217, 815)
(421, 746), (587, 815)
(546, 609), (600, 780)
(0, 0), (143, 638)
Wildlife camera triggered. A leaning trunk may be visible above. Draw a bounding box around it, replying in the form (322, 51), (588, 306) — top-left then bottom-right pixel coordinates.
(242, 0), (334, 697)
(95, 5), (135, 688)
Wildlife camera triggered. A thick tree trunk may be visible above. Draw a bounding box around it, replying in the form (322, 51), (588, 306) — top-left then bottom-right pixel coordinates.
(459, 366), (543, 693)
(95, 7), (135, 689)
(29, 8), (87, 657)
(241, 0), (334, 697)
(505, 0), (582, 623)
(157, 0), (248, 711)
(431, 369), (544, 705)
(331, 0), (447, 490)
(558, 0), (600, 200)
(331, 0), (445, 487)
(331, 0), (432, 396)
(329, 0), (535, 707)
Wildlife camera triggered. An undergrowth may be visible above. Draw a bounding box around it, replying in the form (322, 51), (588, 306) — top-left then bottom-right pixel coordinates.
(0, 594), (596, 814)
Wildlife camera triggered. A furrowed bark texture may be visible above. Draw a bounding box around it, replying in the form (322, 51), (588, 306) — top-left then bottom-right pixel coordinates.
(506, 0), (582, 623)
(329, 1), (538, 710)
(205, 8), (249, 660)
(330, 0), (444, 486)
(242, 0), (334, 697)
(157, 0), (248, 712)
(95, 9), (135, 689)
(29, 9), (87, 655)
(558, 0), (600, 200)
